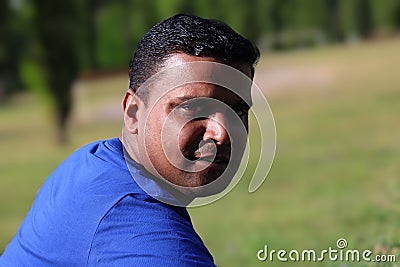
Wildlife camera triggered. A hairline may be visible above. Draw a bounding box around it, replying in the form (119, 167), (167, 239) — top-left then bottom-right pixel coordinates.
(134, 52), (255, 106)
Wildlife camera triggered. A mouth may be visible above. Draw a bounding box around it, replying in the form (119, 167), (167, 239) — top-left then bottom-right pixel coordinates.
(195, 154), (229, 165)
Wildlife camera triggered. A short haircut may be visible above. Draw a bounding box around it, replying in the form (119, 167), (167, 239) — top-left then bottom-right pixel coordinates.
(129, 13), (260, 103)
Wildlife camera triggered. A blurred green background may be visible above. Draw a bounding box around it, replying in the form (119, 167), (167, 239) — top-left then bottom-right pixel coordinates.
(0, 0), (399, 266)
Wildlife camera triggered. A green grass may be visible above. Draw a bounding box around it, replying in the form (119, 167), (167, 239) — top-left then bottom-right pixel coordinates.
(1, 39), (399, 266)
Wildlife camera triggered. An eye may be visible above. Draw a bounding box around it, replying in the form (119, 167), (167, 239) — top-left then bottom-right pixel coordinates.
(179, 103), (203, 114)
(179, 104), (190, 111)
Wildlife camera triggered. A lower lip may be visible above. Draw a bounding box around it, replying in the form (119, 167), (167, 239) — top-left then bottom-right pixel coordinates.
(196, 160), (228, 169)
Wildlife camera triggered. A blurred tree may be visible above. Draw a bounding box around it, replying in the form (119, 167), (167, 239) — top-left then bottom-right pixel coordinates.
(153, 0), (185, 20)
(339, 0), (373, 41)
(243, 0), (263, 43)
(355, 0), (373, 38)
(87, 0), (107, 70)
(96, 0), (159, 69)
(180, 0), (195, 14)
(127, 0), (158, 57)
(370, 0), (400, 35)
(192, 0), (221, 19)
(96, 2), (130, 69)
(286, 0), (344, 44)
(396, 1), (400, 28)
(269, 0), (287, 49)
(325, 0), (344, 41)
(0, 0), (25, 101)
(33, 0), (79, 143)
(0, 0), (9, 102)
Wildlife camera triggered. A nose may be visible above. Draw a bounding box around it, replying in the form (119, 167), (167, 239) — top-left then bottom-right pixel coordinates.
(203, 113), (230, 145)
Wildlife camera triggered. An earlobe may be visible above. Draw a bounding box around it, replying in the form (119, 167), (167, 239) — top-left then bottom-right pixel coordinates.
(123, 89), (139, 134)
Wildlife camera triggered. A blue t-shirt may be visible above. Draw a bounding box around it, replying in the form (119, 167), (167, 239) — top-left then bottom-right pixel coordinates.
(0, 138), (216, 266)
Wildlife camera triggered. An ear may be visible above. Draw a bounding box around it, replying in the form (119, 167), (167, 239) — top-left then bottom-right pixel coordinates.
(123, 89), (140, 134)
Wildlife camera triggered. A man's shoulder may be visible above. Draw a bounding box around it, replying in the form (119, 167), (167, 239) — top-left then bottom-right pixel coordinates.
(66, 138), (123, 167)
(38, 138), (152, 212)
(88, 194), (216, 266)
(0, 139), (149, 266)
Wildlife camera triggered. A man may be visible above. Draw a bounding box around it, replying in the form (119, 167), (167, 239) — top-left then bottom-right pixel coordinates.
(0, 14), (259, 266)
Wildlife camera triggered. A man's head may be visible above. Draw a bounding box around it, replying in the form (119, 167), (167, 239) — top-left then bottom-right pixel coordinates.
(129, 13), (259, 104)
(122, 14), (259, 204)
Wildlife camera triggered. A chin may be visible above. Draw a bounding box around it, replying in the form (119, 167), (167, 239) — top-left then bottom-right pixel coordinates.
(158, 160), (241, 200)
(184, 168), (237, 198)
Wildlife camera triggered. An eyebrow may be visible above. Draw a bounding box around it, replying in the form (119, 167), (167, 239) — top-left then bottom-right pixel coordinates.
(171, 96), (195, 102)
(169, 95), (253, 108)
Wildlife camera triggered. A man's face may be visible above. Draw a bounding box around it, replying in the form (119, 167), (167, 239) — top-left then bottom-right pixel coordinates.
(132, 54), (252, 197)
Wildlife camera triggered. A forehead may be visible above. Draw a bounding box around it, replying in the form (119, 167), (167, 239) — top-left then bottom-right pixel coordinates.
(162, 83), (251, 109)
(163, 53), (252, 78)
(144, 53), (253, 106)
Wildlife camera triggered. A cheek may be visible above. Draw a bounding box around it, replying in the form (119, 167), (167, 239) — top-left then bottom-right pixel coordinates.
(178, 122), (204, 154)
(229, 121), (248, 152)
(146, 113), (186, 163)
(234, 117), (249, 135)
(142, 113), (164, 157)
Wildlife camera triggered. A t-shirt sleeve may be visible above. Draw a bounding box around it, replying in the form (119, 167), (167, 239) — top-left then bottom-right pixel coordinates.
(86, 194), (216, 267)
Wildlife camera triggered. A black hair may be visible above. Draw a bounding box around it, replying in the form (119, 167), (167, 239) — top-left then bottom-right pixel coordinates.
(129, 13), (260, 103)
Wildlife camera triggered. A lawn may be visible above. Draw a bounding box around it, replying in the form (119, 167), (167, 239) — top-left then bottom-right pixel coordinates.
(1, 38), (399, 266)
